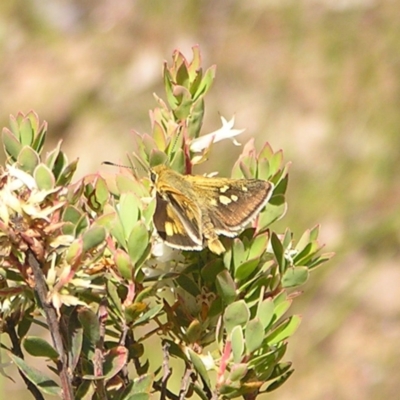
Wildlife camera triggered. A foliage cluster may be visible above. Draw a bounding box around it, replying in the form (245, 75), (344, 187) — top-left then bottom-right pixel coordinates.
(0, 47), (332, 399)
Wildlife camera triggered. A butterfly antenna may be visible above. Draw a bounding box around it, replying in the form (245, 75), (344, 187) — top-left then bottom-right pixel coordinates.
(102, 161), (133, 170)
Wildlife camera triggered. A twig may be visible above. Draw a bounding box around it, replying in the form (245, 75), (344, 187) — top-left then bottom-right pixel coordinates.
(118, 318), (129, 382)
(160, 341), (172, 400)
(93, 299), (108, 399)
(152, 381), (179, 400)
(178, 367), (194, 400)
(27, 250), (74, 400)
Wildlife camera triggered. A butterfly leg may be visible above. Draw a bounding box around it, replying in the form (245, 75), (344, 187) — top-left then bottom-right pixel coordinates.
(202, 218), (225, 254)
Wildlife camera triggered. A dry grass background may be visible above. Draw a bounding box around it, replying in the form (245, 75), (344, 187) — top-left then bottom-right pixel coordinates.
(1, 0), (399, 399)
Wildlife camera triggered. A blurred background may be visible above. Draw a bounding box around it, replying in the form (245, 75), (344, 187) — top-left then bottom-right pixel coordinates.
(1, 0), (399, 399)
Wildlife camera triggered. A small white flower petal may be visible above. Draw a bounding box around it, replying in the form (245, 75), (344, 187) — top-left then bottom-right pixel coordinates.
(7, 165), (37, 190)
(190, 115), (245, 153)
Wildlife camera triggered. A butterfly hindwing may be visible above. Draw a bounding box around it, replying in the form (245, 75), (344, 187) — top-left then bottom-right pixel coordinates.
(153, 192), (203, 250)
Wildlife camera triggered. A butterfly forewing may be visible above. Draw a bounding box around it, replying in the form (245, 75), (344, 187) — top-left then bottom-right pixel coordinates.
(186, 176), (274, 235)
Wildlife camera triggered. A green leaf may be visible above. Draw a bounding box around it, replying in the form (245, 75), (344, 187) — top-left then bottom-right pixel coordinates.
(295, 229), (311, 253)
(273, 298), (292, 322)
(229, 363), (248, 382)
(216, 269), (236, 305)
(170, 148), (185, 173)
(282, 267), (309, 288)
(258, 194), (287, 230)
(32, 121), (47, 154)
(266, 315), (302, 345)
(82, 225), (106, 253)
(77, 307), (100, 344)
(187, 98), (204, 138)
(187, 348), (211, 389)
(176, 61), (190, 86)
(17, 146), (39, 174)
(8, 354), (62, 396)
(152, 121), (167, 150)
(248, 232), (269, 260)
(34, 164), (55, 190)
(257, 158), (270, 180)
(268, 361), (292, 380)
(106, 279), (123, 319)
(23, 336), (59, 359)
(114, 249), (133, 280)
(309, 224), (320, 241)
(231, 326), (244, 363)
(271, 232), (285, 273)
(19, 117), (34, 146)
(132, 304), (164, 327)
(57, 158), (78, 186)
(201, 258), (225, 284)
(119, 192), (141, 235)
(234, 257), (260, 282)
(245, 318), (264, 353)
(176, 274), (201, 297)
(174, 86), (193, 120)
(94, 176), (109, 208)
(67, 310), (83, 373)
(266, 368), (294, 392)
(149, 149), (168, 167)
(127, 221), (149, 266)
(257, 298), (275, 330)
(232, 238), (246, 267)
(2, 128), (22, 160)
(193, 64), (216, 100)
(308, 251), (335, 270)
(130, 373), (154, 395)
(110, 218), (126, 249)
(223, 300), (250, 334)
(269, 150), (283, 176)
(62, 206), (83, 225)
(66, 240), (83, 265)
(17, 313), (33, 339)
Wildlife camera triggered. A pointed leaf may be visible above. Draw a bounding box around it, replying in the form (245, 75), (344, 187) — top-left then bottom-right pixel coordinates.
(266, 315), (302, 345)
(127, 221), (149, 265)
(82, 225), (106, 253)
(2, 128), (22, 160)
(8, 354), (62, 396)
(23, 336), (59, 359)
(216, 269), (236, 305)
(231, 326), (244, 363)
(282, 267), (309, 288)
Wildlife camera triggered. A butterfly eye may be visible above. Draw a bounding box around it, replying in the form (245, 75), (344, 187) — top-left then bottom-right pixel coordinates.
(150, 171), (157, 183)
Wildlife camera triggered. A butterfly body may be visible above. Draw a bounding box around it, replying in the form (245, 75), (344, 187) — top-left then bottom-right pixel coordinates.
(151, 165), (274, 254)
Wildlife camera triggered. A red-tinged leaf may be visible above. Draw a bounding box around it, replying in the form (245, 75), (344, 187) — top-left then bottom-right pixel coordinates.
(83, 346), (128, 380)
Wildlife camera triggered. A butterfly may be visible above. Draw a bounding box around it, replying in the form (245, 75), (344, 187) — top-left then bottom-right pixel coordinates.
(151, 165), (274, 254)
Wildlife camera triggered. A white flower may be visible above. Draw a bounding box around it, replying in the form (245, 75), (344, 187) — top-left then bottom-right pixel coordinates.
(190, 116), (244, 153)
(7, 165), (37, 191)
